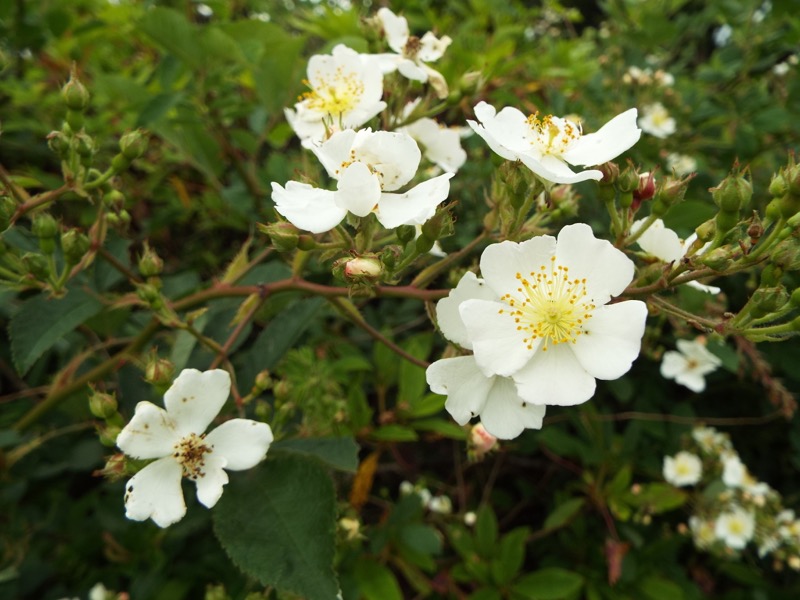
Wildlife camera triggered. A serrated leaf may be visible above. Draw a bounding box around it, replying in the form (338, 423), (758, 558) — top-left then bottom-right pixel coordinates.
(543, 498), (585, 529)
(9, 288), (104, 374)
(272, 436), (359, 472)
(512, 568), (584, 599)
(213, 453), (338, 600)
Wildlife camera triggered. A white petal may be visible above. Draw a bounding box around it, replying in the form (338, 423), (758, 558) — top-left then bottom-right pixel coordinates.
(404, 118), (466, 173)
(687, 281), (721, 294)
(418, 32), (452, 62)
(675, 371), (707, 393)
(376, 173), (453, 228)
(271, 181), (346, 234)
(426, 356), (492, 425)
(123, 457), (186, 528)
(512, 343), (597, 406)
(479, 236), (557, 298)
(423, 65), (449, 99)
(335, 162), (382, 217)
(467, 102), (529, 160)
(354, 131), (420, 191)
(479, 376), (546, 439)
(164, 369), (231, 436)
(632, 219), (684, 263)
(397, 58), (429, 82)
(554, 223), (635, 300)
(372, 52), (402, 74)
(660, 351), (688, 378)
(460, 299), (537, 377)
(377, 7), (409, 53)
(116, 401), (180, 459)
(562, 108), (641, 166)
(284, 107), (326, 143)
(312, 129), (358, 179)
(436, 272), (498, 349)
(205, 419), (274, 471)
(570, 301), (648, 379)
(519, 153), (601, 184)
(193, 455), (229, 509)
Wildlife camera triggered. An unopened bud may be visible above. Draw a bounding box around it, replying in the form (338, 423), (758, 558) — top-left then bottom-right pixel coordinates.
(771, 239), (800, 271)
(712, 171), (752, 213)
(421, 207), (455, 241)
(769, 172), (788, 198)
(652, 174), (693, 215)
(396, 225), (416, 245)
(138, 242), (164, 277)
(32, 213), (58, 239)
(93, 453), (127, 481)
(61, 229), (91, 264)
(633, 171), (657, 205)
(145, 354), (174, 388)
(253, 370), (272, 394)
(617, 164), (640, 194)
(46, 131), (70, 158)
(88, 388), (118, 419)
(415, 234), (435, 254)
(110, 153), (131, 173)
(787, 161), (800, 197)
(597, 161), (620, 184)
(136, 282), (162, 308)
(119, 129), (148, 161)
(701, 247), (733, 271)
(98, 424), (121, 447)
(22, 253), (50, 278)
(259, 221), (299, 251)
(337, 255), (383, 282)
(469, 422), (498, 458)
(103, 190), (125, 207)
(73, 131), (94, 158)
(380, 245), (401, 269)
(62, 69), (90, 112)
(694, 219), (716, 243)
(752, 286), (789, 314)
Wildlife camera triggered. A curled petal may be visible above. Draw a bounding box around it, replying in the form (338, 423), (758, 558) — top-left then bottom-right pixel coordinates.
(123, 457), (186, 528)
(467, 102), (530, 160)
(631, 218), (684, 263)
(164, 369), (231, 437)
(116, 401), (180, 460)
(205, 419), (274, 471)
(272, 182), (346, 234)
(354, 131), (421, 191)
(426, 356), (492, 425)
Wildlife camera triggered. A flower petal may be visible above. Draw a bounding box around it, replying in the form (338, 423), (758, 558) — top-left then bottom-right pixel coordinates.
(376, 173), (453, 228)
(335, 162), (382, 217)
(164, 369), (231, 436)
(631, 218), (684, 263)
(562, 108), (641, 167)
(272, 181), (346, 234)
(377, 7), (409, 54)
(512, 343), (597, 406)
(436, 272), (498, 349)
(570, 301), (648, 380)
(397, 58), (429, 82)
(660, 351), (687, 378)
(478, 236), (557, 298)
(205, 419), (274, 471)
(123, 457), (186, 528)
(418, 31), (452, 62)
(519, 153), (601, 184)
(403, 117), (466, 173)
(554, 223), (635, 300)
(460, 299), (537, 377)
(479, 376), (546, 439)
(193, 455), (229, 509)
(311, 129), (358, 179)
(426, 356), (492, 425)
(116, 401), (180, 459)
(354, 131), (421, 191)
(467, 102), (530, 160)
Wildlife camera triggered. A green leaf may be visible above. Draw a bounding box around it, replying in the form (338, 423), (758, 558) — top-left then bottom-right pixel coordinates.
(474, 505), (498, 559)
(639, 575), (685, 600)
(625, 483), (687, 514)
(354, 558), (403, 600)
(271, 436), (359, 472)
(371, 424), (419, 442)
(411, 417), (467, 440)
(213, 453), (338, 600)
(9, 288), (104, 374)
(137, 7), (203, 68)
(398, 333), (433, 406)
(404, 392), (445, 418)
(512, 568), (584, 599)
(491, 527), (529, 585)
(543, 498), (585, 529)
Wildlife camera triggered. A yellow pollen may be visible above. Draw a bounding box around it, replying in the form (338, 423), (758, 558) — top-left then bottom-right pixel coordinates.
(525, 113), (581, 156)
(498, 256), (595, 351)
(172, 433), (212, 480)
(300, 67), (364, 117)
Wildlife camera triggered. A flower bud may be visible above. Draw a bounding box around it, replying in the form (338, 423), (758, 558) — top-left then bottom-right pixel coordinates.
(694, 219), (716, 243)
(138, 242), (164, 277)
(395, 224), (416, 245)
(32, 212), (58, 239)
(93, 453), (127, 481)
(110, 153), (131, 173)
(344, 255), (383, 280)
(700, 247), (733, 271)
(632, 171), (657, 208)
(119, 129), (148, 161)
(136, 282), (163, 308)
(61, 229), (91, 264)
(252, 370), (272, 394)
(73, 131), (94, 159)
(597, 161), (620, 185)
(98, 424), (122, 447)
(652, 174), (693, 215)
(103, 189), (125, 207)
(712, 171), (752, 213)
(22, 253), (50, 279)
(617, 164), (641, 194)
(259, 221), (299, 251)
(380, 245), (401, 269)
(421, 207), (454, 241)
(769, 172), (788, 198)
(0, 195), (16, 231)
(415, 234), (435, 254)
(62, 69), (90, 112)
(46, 130), (70, 158)
(88, 388), (118, 419)
(469, 423), (498, 459)
(751, 286), (789, 315)
(145, 353), (175, 388)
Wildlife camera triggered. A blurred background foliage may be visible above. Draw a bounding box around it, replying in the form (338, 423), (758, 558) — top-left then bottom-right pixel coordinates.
(1, 0), (800, 598)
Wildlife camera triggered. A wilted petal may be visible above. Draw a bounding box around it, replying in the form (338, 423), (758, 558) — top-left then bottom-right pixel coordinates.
(436, 272), (498, 349)
(479, 376), (546, 439)
(418, 31), (452, 62)
(164, 369), (231, 436)
(205, 419), (273, 471)
(335, 162), (382, 217)
(376, 173), (452, 228)
(562, 108), (641, 166)
(116, 401), (180, 460)
(272, 182), (346, 234)
(123, 457), (186, 528)
(426, 356), (492, 425)
(193, 455), (229, 509)
(512, 343), (597, 406)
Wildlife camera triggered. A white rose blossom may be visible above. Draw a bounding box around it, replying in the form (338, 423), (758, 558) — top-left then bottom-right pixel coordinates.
(271, 128), (453, 233)
(638, 102), (677, 139)
(666, 152), (697, 176)
(373, 7), (452, 99)
(660, 338), (722, 393)
(663, 451), (703, 487)
(715, 505), (756, 550)
(467, 101), (641, 184)
(116, 369), (273, 528)
(397, 101), (467, 173)
(285, 44), (386, 144)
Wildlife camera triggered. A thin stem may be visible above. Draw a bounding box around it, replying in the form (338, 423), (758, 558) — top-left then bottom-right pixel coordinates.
(622, 212), (658, 247)
(10, 184), (71, 225)
(209, 294), (267, 370)
(410, 232), (489, 289)
(648, 295), (718, 329)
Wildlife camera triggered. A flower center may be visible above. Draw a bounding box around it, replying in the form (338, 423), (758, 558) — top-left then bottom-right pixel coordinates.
(301, 67), (364, 117)
(727, 517), (746, 537)
(525, 114), (581, 156)
(173, 433), (211, 480)
(499, 255), (595, 351)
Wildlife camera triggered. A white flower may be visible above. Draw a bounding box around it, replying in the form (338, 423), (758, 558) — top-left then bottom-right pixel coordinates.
(116, 369), (273, 527)
(689, 516), (717, 549)
(285, 45), (386, 144)
(721, 452), (747, 487)
(428, 495), (453, 514)
(715, 506), (755, 550)
(660, 338), (722, 392)
(271, 128), (453, 233)
(666, 152), (697, 176)
(467, 102), (641, 184)
(638, 102), (676, 139)
(663, 451), (703, 486)
(456, 223), (648, 406)
(373, 7), (452, 98)
(692, 426), (730, 453)
(463, 511), (477, 526)
(773, 62), (790, 76)
(398, 102), (467, 173)
(713, 24), (733, 47)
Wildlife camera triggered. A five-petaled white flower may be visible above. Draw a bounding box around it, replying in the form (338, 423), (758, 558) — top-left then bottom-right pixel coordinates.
(397, 101), (467, 174)
(271, 128), (453, 233)
(373, 7), (452, 99)
(660, 338), (722, 392)
(116, 369), (273, 528)
(638, 102), (677, 139)
(467, 101), (641, 184)
(285, 44), (386, 144)
(663, 451), (703, 487)
(715, 505), (755, 550)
